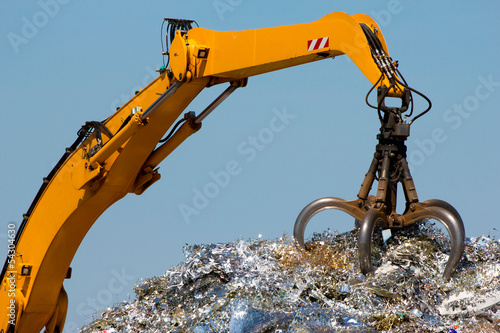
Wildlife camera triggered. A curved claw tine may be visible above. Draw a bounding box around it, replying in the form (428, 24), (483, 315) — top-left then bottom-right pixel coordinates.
(358, 208), (388, 276)
(294, 197), (358, 249)
(419, 204), (465, 281)
(422, 199), (461, 221)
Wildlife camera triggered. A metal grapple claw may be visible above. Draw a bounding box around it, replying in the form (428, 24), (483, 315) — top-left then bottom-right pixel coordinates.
(357, 207), (388, 276)
(293, 88), (466, 281)
(293, 197), (365, 249)
(408, 200), (465, 280)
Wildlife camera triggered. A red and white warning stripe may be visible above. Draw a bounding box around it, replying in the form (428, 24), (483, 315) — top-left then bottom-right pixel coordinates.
(307, 37), (329, 51)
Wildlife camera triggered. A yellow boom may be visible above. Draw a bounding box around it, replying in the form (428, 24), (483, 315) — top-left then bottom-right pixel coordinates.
(1, 12), (405, 332)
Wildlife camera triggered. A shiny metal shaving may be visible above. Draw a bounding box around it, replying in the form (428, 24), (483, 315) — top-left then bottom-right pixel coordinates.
(80, 223), (500, 332)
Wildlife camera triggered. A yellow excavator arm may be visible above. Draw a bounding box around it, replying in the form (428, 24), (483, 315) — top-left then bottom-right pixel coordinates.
(1, 12), (407, 332)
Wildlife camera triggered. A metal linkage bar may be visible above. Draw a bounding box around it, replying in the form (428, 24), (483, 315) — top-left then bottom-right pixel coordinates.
(194, 79), (247, 125)
(194, 85), (238, 125)
(140, 81), (183, 121)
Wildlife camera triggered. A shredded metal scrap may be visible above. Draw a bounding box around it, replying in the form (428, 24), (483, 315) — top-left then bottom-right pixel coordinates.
(81, 223), (500, 332)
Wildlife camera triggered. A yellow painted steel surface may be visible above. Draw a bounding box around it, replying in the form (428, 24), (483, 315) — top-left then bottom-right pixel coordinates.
(171, 12), (400, 94)
(0, 12), (401, 332)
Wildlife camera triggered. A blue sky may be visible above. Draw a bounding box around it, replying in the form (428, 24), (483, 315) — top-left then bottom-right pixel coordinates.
(2, 1), (500, 331)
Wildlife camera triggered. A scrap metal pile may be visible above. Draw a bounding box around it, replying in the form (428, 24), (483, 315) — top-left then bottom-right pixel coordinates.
(81, 223), (500, 332)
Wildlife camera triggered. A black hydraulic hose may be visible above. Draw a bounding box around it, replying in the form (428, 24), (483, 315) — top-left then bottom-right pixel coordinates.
(360, 25), (387, 73)
(365, 73), (384, 110)
(364, 74), (387, 123)
(359, 25), (390, 73)
(394, 68), (414, 118)
(0, 126), (91, 281)
(163, 18), (199, 68)
(359, 24), (400, 88)
(400, 81), (432, 124)
(161, 19), (166, 67)
(115, 114), (132, 134)
(360, 23), (432, 122)
(159, 117), (186, 143)
(0, 120), (114, 281)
